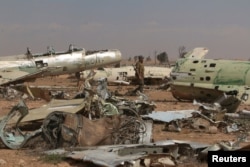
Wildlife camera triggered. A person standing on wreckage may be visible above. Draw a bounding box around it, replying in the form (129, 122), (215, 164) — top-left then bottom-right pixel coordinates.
(133, 55), (145, 93)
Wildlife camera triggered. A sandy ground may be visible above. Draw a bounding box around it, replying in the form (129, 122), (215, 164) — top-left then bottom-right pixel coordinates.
(0, 75), (249, 166)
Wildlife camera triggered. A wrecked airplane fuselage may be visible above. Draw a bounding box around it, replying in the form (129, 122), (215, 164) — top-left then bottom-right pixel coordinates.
(82, 66), (172, 85)
(170, 48), (250, 106)
(0, 46), (122, 87)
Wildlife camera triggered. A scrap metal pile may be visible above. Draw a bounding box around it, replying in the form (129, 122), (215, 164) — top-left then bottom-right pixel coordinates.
(0, 78), (155, 149)
(1, 77), (250, 166)
(144, 93), (250, 137)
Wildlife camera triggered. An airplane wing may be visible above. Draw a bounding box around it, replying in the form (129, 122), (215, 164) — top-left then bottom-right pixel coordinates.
(0, 64), (65, 86)
(0, 69), (45, 86)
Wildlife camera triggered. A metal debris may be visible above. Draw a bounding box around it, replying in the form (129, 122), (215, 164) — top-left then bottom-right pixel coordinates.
(0, 100), (153, 149)
(44, 139), (210, 167)
(142, 110), (198, 123)
(193, 93), (241, 114)
(225, 110), (250, 119)
(42, 112), (151, 148)
(0, 76), (156, 149)
(0, 100), (42, 149)
(226, 123), (239, 133)
(0, 86), (22, 100)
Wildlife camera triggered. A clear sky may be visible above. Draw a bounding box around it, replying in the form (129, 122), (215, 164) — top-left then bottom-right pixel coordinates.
(0, 0), (250, 60)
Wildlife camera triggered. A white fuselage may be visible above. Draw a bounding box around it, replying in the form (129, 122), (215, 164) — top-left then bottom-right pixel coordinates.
(0, 49), (122, 77)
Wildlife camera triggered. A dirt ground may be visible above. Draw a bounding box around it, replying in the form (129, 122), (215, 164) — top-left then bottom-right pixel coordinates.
(0, 75), (249, 166)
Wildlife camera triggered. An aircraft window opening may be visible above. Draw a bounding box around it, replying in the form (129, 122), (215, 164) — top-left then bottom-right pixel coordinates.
(206, 76), (211, 81)
(190, 69), (196, 72)
(35, 61), (44, 68)
(193, 60), (199, 64)
(201, 60), (206, 63)
(215, 86), (219, 90)
(200, 77), (204, 81)
(204, 65), (207, 68)
(210, 63), (216, 67)
(172, 76), (176, 80)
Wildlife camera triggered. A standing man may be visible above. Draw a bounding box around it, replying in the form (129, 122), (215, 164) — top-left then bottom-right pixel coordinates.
(134, 55), (145, 93)
(69, 44), (74, 52)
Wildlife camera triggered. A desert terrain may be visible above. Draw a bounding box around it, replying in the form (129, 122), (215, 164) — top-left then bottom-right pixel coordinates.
(0, 73), (249, 167)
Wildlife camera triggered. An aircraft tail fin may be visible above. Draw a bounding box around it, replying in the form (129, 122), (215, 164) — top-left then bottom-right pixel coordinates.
(184, 47), (209, 59)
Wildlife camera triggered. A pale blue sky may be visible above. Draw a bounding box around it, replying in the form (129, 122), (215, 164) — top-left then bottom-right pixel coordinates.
(0, 0), (250, 60)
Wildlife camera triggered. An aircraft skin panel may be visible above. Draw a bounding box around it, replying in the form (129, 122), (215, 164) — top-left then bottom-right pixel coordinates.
(83, 50), (121, 70)
(171, 48), (250, 104)
(32, 52), (84, 76)
(21, 99), (86, 122)
(4, 99), (86, 124)
(213, 63), (250, 86)
(170, 84), (223, 102)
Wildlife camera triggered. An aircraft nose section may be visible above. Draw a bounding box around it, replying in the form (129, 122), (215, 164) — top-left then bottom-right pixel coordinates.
(114, 50), (122, 62)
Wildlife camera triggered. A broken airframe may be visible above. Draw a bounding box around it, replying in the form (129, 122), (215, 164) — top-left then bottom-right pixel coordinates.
(1, 47), (250, 166)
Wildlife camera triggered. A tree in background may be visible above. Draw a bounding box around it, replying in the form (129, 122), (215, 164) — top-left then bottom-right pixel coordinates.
(156, 52), (170, 67)
(146, 56), (151, 61)
(128, 57), (132, 61)
(178, 46), (187, 58)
